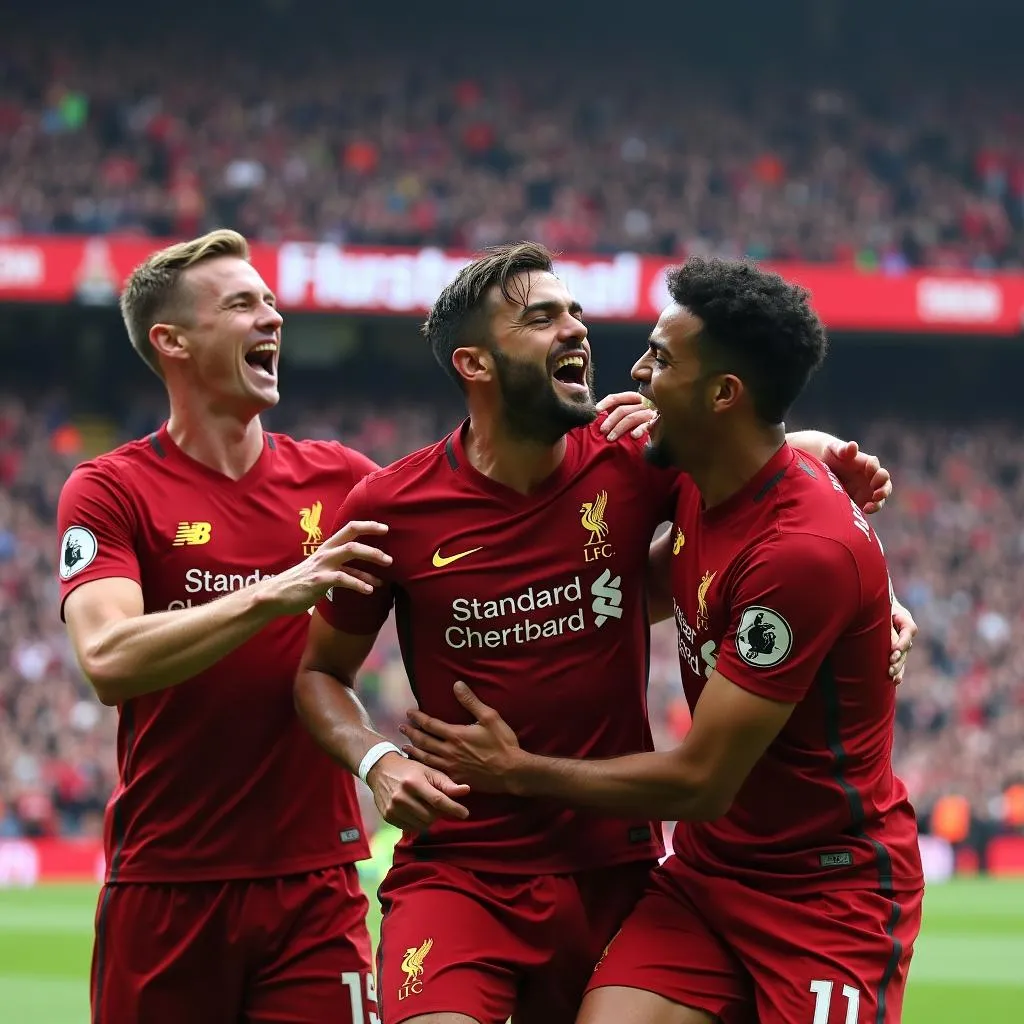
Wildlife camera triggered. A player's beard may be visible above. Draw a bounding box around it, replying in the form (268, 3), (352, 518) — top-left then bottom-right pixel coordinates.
(643, 433), (677, 469)
(491, 348), (597, 445)
(643, 404), (699, 471)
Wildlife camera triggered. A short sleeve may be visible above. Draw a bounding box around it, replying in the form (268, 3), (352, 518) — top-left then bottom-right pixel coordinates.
(340, 445), (380, 488)
(714, 534), (862, 703)
(315, 476), (395, 635)
(57, 463), (140, 620)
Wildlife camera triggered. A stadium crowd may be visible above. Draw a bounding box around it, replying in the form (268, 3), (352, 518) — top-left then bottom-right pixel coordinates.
(1, 35), (1023, 269)
(1, 390), (1022, 845)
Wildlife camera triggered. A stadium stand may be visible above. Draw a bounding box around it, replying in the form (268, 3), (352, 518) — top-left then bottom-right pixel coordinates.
(1, 34), (1022, 267)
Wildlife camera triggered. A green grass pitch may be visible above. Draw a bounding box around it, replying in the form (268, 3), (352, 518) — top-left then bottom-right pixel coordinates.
(0, 877), (1020, 1021)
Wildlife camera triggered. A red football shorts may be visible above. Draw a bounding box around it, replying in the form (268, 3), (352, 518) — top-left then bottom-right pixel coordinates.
(587, 854), (923, 1024)
(90, 864), (376, 1024)
(376, 858), (654, 1024)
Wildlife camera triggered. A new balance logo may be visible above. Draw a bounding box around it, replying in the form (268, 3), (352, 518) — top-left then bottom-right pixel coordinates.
(591, 568), (623, 627)
(173, 521), (212, 546)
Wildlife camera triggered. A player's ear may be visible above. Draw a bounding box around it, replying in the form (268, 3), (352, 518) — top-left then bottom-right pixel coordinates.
(708, 373), (743, 413)
(451, 346), (493, 386)
(150, 323), (189, 364)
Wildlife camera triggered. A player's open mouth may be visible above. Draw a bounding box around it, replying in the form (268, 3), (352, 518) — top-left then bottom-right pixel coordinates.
(551, 352), (589, 394)
(244, 341), (278, 382)
(639, 392), (660, 434)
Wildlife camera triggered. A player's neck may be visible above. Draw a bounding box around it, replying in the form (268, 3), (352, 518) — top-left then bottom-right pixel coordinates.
(165, 397), (265, 481)
(463, 415), (567, 495)
(691, 423), (786, 510)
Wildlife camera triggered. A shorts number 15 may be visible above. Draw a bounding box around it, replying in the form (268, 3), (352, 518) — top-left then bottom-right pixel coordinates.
(810, 979), (861, 1023)
(342, 971), (380, 1024)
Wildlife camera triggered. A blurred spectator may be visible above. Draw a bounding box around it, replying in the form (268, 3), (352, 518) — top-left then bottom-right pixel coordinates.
(0, 34), (1023, 267)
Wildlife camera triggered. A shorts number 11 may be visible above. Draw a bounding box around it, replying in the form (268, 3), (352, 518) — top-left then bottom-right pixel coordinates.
(809, 979), (861, 1023)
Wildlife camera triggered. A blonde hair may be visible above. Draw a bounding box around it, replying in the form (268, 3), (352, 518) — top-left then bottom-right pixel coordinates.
(119, 229), (251, 377)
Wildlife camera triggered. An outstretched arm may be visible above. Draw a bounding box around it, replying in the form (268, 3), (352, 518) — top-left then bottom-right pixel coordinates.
(786, 432), (890, 513)
(65, 521), (390, 706)
(598, 392), (893, 513)
(403, 531), (881, 822)
(403, 673), (792, 822)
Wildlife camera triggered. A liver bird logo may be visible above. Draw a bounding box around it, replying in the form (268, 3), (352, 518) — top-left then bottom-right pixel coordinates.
(580, 490), (610, 546)
(696, 570), (717, 630)
(299, 501), (324, 547)
(401, 938), (433, 986)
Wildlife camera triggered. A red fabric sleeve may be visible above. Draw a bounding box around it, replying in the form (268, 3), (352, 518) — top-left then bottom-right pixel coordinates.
(314, 476), (395, 635)
(57, 463), (141, 620)
(338, 445), (380, 487)
(714, 533), (862, 703)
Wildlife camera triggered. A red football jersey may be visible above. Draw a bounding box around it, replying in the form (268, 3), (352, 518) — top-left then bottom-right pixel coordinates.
(668, 444), (923, 895)
(318, 417), (678, 874)
(57, 424), (377, 883)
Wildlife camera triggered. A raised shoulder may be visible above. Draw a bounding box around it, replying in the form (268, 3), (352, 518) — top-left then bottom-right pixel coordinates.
(772, 452), (881, 557)
(266, 434), (379, 482)
(61, 433), (161, 493)
(348, 434), (452, 492)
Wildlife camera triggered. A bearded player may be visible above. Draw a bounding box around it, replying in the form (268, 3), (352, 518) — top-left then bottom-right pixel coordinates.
(293, 242), (913, 1024)
(56, 230), (468, 1023)
(403, 257), (924, 1024)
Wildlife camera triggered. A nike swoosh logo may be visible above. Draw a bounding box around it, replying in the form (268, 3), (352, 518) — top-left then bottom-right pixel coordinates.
(432, 546), (483, 569)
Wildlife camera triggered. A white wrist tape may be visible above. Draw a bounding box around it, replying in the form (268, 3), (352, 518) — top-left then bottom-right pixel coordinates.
(358, 741), (406, 784)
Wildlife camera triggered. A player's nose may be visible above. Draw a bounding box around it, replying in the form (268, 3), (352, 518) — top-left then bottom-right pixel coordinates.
(631, 351), (651, 382)
(560, 311), (587, 342)
(259, 302), (284, 330)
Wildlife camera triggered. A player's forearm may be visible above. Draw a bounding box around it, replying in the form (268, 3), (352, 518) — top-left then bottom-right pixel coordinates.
(293, 669), (390, 776)
(646, 541), (673, 623)
(646, 554), (674, 624)
(785, 429), (842, 459)
(82, 586), (282, 705)
(646, 530), (674, 624)
(506, 748), (725, 822)
(647, 590), (673, 624)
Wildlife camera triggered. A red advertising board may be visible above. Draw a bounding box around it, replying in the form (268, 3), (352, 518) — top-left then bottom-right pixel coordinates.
(0, 838), (105, 886)
(0, 236), (1022, 334)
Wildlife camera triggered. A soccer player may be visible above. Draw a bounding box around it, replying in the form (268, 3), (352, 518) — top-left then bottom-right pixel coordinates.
(293, 242), (910, 1024)
(56, 229), (464, 1024)
(402, 258), (925, 1024)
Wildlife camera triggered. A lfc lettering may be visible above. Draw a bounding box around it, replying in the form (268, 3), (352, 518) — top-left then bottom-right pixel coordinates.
(585, 543), (613, 562)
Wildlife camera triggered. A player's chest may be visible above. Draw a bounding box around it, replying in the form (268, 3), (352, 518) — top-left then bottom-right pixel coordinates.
(135, 480), (339, 607)
(394, 482), (656, 627)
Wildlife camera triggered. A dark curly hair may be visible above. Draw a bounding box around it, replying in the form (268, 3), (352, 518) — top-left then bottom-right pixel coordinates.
(423, 241), (555, 390)
(666, 257), (828, 424)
